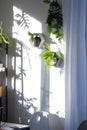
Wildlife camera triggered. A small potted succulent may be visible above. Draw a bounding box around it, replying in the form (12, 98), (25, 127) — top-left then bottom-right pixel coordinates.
(28, 31), (41, 47)
(27, 31), (45, 48)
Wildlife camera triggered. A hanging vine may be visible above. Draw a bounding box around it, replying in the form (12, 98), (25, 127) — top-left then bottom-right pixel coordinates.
(44, 0), (63, 41)
(27, 0), (64, 70)
(39, 0), (64, 70)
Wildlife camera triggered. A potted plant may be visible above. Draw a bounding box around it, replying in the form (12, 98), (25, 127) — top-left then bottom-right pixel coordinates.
(40, 44), (64, 70)
(27, 31), (45, 48)
(0, 86), (6, 97)
(28, 31), (41, 47)
(45, 0), (63, 41)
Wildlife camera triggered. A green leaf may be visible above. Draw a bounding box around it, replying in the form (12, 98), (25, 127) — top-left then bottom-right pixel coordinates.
(47, 25), (52, 34)
(28, 31), (37, 41)
(0, 37), (2, 43)
(43, 0), (50, 3)
(0, 21), (11, 44)
(2, 33), (11, 44)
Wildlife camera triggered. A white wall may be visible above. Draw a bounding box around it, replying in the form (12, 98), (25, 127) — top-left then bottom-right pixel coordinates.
(0, 0), (64, 130)
(0, 0), (48, 122)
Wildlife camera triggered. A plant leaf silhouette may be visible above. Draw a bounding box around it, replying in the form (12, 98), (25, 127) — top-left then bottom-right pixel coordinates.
(15, 12), (30, 29)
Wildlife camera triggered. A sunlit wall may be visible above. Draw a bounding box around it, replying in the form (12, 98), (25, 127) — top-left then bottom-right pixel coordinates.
(0, 0), (65, 127)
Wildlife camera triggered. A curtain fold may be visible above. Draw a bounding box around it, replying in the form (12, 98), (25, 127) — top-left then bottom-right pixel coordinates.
(62, 0), (87, 130)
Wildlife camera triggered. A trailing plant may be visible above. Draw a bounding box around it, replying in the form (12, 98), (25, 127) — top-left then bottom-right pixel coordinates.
(40, 0), (64, 70)
(27, 1), (64, 70)
(40, 44), (64, 70)
(44, 0), (63, 41)
(0, 21), (11, 44)
(27, 30), (64, 70)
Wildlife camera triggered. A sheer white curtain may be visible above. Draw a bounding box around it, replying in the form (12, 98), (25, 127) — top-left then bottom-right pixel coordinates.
(62, 0), (87, 130)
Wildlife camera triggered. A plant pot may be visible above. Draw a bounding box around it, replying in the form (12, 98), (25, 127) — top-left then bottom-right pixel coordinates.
(55, 58), (64, 68)
(33, 36), (41, 47)
(0, 86), (6, 97)
(28, 32), (45, 48)
(51, 58), (64, 68)
(51, 58), (58, 66)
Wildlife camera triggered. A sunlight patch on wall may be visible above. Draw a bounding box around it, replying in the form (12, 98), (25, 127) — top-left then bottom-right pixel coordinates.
(22, 47), (41, 113)
(49, 34), (65, 118)
(49, 67), (65, 117)
(12, 6), (42, 48)
(29, 16), (42, 33)
(12, 5), (65, 119)
(12, 5), (42, 114)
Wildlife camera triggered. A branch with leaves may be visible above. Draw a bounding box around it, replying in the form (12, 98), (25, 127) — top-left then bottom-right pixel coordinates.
(0, 21), (11, 44)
